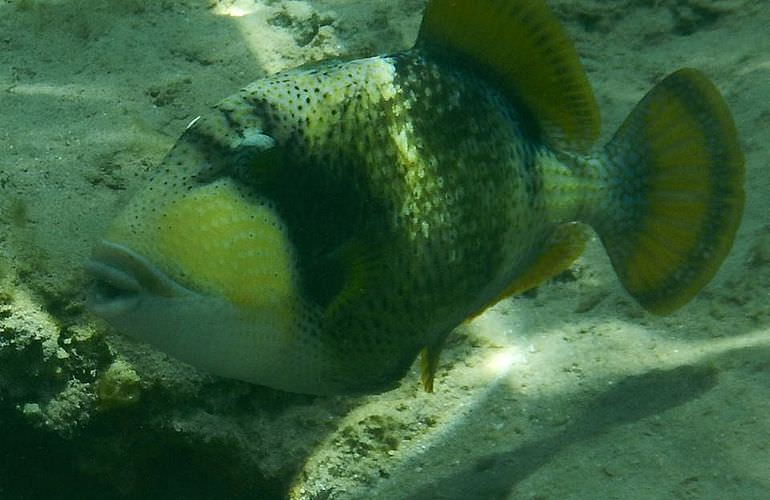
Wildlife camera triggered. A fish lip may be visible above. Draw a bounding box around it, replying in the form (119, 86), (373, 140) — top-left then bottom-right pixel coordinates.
(85, 240), (190, 317)
(86, 258), (141, 317)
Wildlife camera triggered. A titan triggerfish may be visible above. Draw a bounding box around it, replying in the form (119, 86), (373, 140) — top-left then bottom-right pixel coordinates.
(86, 0), (744, 395)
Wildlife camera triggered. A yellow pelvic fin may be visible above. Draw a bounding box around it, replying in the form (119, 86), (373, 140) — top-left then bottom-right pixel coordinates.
(470, 223), (589, 320)
(419, 337), (446, 393)
(417, 0), (600, 152)
(600, 68), (744, 314)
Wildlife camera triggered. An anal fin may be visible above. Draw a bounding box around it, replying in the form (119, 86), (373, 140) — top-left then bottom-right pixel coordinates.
(469, 222), (590, 319)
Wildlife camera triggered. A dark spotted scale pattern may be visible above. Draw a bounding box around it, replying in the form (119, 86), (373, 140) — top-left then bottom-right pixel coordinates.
(211, 51), (560, 391)
(108, 49), (579, 393)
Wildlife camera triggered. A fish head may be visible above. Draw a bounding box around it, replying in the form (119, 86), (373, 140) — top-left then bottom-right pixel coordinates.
(86, 129), (327, 393)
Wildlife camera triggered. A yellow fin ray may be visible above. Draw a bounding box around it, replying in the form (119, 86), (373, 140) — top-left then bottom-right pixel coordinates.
(600, 69), (744, 314)
(419, 342), (443, 393)
(469, 222), (590, 320)
(322, 239), (385, 320)
(417, 0), (600, 152)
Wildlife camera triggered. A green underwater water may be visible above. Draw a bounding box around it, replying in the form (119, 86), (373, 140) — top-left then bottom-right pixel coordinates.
(1, 0), (770, 499)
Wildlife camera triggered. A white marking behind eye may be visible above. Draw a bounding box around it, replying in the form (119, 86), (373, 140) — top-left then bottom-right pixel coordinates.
(186, 116), (202, 129)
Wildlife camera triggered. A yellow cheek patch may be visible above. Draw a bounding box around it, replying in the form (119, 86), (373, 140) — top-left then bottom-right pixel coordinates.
(150, 180), (296, 311)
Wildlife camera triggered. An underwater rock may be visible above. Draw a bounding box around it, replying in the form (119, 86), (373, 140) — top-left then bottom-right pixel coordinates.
(0, 278), (100, 435)
(95, 358), (142, 411)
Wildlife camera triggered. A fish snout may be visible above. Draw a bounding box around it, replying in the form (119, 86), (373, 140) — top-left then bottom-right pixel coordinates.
(85, 241), (188, 318)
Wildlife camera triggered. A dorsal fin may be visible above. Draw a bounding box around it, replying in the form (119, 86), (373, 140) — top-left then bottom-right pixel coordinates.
(416, 0), (600, 152)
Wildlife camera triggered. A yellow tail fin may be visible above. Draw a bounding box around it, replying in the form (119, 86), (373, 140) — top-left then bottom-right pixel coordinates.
(599, 68), (744, 314)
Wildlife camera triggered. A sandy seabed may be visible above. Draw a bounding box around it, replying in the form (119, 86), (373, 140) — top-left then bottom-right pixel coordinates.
(1, 0), (769, 499)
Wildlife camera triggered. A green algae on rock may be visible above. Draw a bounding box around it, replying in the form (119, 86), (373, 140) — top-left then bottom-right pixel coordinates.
(95, 358), (142, 411)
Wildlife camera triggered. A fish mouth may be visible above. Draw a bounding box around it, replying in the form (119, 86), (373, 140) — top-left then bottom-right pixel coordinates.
(86, 240), (190, 317)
